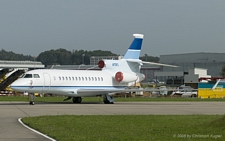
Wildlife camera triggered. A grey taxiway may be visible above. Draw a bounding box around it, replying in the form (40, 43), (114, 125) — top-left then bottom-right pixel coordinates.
(0, 101), (225, 140)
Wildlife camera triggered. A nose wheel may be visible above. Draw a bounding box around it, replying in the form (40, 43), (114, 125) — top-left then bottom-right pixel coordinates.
(29, 93), (36, 105)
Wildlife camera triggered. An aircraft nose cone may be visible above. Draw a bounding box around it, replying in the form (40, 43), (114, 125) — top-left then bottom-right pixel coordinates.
(10, 79), (29, 92)
(10, 81), (19, 90)
(10, 81), (16, 87)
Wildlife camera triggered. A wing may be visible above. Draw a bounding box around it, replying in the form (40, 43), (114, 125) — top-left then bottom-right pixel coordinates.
(59, 89), (126, 96)
(61, 88), (180, 97)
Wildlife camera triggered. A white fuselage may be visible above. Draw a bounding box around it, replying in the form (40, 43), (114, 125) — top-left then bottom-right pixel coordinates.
(10, 69), (143, 97)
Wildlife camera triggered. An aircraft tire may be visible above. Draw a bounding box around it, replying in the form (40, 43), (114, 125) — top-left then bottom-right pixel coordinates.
(72, 97), (82, 103)
(104, 101), (109, 104)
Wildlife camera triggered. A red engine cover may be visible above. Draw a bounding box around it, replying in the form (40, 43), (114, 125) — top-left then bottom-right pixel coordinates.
(98, 60), (105, 68)
(115, 72), (123, 82)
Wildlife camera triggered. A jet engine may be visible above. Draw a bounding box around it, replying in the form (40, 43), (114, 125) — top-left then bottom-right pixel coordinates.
(97, 60), (145, 83)
(98, 60), (105, 69)
(114, 71), (137, 83)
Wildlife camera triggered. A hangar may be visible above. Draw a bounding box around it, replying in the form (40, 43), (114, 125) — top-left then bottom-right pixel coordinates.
(157, 53), (225, 98)
(146, 52), (225, 84)
(159, 52), (225, 77)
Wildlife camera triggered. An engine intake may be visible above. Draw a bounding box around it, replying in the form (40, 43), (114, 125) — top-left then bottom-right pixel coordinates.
(114, 71), (137, 83)
(98, 60), (105, 68)
(115, 72), (123, 82)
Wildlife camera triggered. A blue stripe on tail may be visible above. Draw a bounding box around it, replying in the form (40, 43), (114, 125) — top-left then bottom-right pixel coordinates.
(123, 37), (143, 59)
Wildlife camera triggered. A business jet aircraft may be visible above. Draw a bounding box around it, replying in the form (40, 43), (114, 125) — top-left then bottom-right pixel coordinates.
(10, 34), (177, 105)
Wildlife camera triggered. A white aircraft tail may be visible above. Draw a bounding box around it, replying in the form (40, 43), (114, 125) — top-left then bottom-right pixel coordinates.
(96, 33), (177, 83)
(96, 34), (145, 83)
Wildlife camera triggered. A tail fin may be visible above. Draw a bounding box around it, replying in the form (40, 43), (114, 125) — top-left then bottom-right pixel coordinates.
(123, 34), (144, 59)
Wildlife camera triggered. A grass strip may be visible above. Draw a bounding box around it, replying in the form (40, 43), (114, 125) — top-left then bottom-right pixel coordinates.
(22, 115), (225, 141)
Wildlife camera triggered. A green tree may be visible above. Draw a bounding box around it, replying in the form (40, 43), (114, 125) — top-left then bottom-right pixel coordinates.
(0, 49), (33, 60)
(139, 54), (159, 62)
(36, 49), (117, 66)
(37, 49), (72, 65)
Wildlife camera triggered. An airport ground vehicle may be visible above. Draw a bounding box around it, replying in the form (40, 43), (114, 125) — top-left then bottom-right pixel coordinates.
(171, 86), (197, 97)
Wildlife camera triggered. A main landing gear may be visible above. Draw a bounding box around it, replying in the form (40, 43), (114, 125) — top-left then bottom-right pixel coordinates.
(63, 96), (82, 103)
(103, 94), (114, 104)
(70, 95), (114, 104)
(72, 97), (82, 103)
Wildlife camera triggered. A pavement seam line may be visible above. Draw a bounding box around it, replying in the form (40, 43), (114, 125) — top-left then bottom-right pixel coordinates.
(12, 101), (31, 117)
(18, 118), (56, 141)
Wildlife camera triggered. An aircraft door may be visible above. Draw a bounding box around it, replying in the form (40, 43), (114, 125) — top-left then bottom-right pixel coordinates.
(43, 73), (51, 91)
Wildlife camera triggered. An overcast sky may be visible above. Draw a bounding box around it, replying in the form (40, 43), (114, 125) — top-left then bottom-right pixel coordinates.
(1, 0), (225, 57)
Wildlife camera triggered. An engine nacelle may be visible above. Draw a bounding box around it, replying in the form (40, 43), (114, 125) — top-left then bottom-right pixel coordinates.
(98, 60), (105, 68)
(114, 71), (137, 83)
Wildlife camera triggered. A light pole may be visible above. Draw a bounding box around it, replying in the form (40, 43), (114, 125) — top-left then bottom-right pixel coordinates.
(82, 54), (85, 65)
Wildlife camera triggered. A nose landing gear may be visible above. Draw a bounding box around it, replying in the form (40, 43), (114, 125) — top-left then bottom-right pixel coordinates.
(29, 93), (36, 105)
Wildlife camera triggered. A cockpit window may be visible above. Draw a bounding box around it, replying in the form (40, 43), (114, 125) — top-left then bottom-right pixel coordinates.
(33, 74), (40, 78)
(20, 74), (25, 78)
(24, 74), (32, 78)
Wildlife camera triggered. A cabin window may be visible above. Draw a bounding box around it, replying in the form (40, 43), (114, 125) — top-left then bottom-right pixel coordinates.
(98, 77), (100, 81)
(69, 77), (71, 81)
(95, 77), (97, 81)
(33, 74), (40, 78)
(79, 77), (81, 81)
(62, 77), (64, 81)
(92, 77), (94, 81)
(85, 77), (87, 81)
(82, 77), (84, 81)
(59, 77), (61, 80)
(72, 77), (74, 81)
(101, 77), (103, 81)
(75, 77), (78, 81)
(66, 77), (68, 81)
(24, 74), (32, 78)
(88, 77), (91, 81)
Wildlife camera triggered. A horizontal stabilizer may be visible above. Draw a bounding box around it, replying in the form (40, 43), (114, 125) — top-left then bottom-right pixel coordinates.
(141, 61), (178, 68)
(126, 59), (178, 68)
